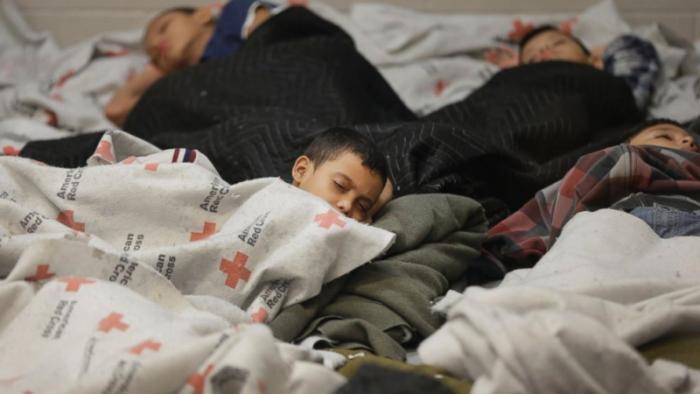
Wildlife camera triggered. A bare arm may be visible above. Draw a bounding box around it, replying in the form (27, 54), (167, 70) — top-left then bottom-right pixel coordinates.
(105, 63), (165, 127)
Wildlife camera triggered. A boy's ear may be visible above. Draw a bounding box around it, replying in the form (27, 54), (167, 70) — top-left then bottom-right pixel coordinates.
(291, 155), (313, 186)
(193, 6), (214, 25)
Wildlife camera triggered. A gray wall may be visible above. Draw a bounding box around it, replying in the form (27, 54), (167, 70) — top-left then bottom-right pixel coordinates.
(15, 0), (700, 46)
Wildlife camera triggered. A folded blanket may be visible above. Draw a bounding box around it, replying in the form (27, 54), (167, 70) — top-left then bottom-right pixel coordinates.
(269, 193), (487, 360)
(484, 145), (700, 270)
(1, 130), (394, 322)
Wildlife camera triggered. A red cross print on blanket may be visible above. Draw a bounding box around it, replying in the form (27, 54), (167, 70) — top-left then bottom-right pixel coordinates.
(129, 339), (161, 355)
(314, 209), (346, 229)
(219, 252), (251, 289)
(98, 312), (129, 333)
(26, 264), (55, 282)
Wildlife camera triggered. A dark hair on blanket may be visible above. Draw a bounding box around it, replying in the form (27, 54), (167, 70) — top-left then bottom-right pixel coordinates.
(304, 128), (388, 183)
(518, 25), (591, 57)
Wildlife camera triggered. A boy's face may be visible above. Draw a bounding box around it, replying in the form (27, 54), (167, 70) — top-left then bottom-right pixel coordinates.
(520, 30), (591, 65)
(292, 152), (386, 223)
(629, 124), (698, 152)
(144, 9), (210, 72)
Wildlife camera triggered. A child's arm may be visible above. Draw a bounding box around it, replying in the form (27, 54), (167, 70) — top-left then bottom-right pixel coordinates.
(602, 35), (661, 111)
(104, 63), (165, 127)
(484, 46), (518, 69)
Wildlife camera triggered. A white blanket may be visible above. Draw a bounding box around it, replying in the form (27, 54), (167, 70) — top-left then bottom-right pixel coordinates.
(0, 130), (395, 321)
(420, 209), (700, 394)
(0, 0), (147, 150)
(0, 258), (346, 394)
(312, 0), (700, 120)
(0, 129), (398, 393)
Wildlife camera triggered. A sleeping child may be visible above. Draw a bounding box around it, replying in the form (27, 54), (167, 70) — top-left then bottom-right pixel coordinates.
(627, 119), (698, 152)
(486, 25), (661, 111)
(484, 118), (700, 270)
(292, 127), (393, 223)
(105, 0), (279, 126)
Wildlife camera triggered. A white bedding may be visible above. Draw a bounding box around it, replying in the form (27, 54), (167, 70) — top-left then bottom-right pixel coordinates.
(0, 0), (147, 151)
(421, 209), (700, 394)
(1, 0), (699, 155)
(312, 0), (700, 120)
(0, 129), (399, 393)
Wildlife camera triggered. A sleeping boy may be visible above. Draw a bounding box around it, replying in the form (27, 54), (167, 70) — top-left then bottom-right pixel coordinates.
(105, 0), (278, 126)
(293, 127), (393, 223)
(627, 119), (698, 152)
(487, 25), (661, 111)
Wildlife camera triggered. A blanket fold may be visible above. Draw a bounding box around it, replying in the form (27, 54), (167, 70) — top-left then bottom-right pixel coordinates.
(269, 193), (487, 360)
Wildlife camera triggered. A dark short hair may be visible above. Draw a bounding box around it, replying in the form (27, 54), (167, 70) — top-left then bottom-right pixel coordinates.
(304, 128), (388, 184)
(518, 25), (590, 61)
(158, 6), (196, 17)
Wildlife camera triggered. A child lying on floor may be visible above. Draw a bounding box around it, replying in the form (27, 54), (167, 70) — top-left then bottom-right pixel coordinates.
(486, 25), (661, 111)
(105, 0), (279, 126)
(627, 119), (698, 152)
(483, 118), (700, 270)
(292, 127), (393, 223)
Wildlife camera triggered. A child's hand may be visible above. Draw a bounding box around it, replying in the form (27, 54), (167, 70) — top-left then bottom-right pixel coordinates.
(589, 45), (606, 70)
(105, 63), (165, 126)
(484, 46), (518, 69)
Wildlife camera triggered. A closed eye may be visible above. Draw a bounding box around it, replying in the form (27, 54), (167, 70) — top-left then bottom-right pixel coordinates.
(334, 181), (348, 192)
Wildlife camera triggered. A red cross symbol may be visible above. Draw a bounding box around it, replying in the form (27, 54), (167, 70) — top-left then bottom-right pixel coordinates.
(58, 276), (95, 292)
(219, 252), (251, 289)
(508, 19), (535, 41)
(434, 79), (447, 96)
(251, 307), (268, 323)
(129, 339), (161, 355)
(559, 17), (578, 34)
(98, 312), (130, 333)
(26, 264), (55, 282)
(3, 145), (20, 156)
(57, 210), (85, 232)
(94, 140), (115, 163)
(314, 209), (346, 229)
(187, 364), (214, 394)
(191, 221), (217, 241)
(144, 163), (159, 172)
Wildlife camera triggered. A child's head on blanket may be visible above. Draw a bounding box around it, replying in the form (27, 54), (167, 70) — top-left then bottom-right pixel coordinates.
(628, 119), (698, 152)
(519, 25), (595, 66)
(143, 7), (213, 72)
(292, 128), (391, 223)
(143, 4), (271, 73)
